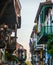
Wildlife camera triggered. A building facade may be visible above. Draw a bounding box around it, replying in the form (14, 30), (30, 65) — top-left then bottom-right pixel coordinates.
(0, 0), (21, 63)
(29, 0), (53, 65)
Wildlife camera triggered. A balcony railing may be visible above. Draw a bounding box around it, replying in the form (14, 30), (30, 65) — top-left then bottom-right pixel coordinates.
(37, 26), (53, 44)
(39, 26), (53, 37)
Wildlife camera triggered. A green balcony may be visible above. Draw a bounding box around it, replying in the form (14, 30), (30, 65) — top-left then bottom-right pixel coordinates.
(37, 26), (53, 44)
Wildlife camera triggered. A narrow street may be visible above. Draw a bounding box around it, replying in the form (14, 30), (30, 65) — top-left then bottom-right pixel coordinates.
(0, 0), (53, 65)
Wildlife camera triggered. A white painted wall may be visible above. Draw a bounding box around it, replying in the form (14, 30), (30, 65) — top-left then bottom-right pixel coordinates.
(47, 13), (51, 26)
(51, 8), (53, 32)
(51, 8), (53, 20)
(45, 9), (51, 26)
(44, 8), (53, 33)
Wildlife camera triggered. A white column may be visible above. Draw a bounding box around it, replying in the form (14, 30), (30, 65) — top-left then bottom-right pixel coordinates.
(38, 15), (41, 33)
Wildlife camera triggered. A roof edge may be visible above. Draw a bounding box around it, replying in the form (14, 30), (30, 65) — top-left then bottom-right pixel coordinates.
(34, 1), (52, 23)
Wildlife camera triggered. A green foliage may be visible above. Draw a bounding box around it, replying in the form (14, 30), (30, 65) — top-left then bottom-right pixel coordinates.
(5, 51), (18, 63)
(47, 34), (53, 57)
(26, 61), (32, 65)
(47, 34), (53, 39)
(47, 48), (53, 57)
(11, 55), (18, 63)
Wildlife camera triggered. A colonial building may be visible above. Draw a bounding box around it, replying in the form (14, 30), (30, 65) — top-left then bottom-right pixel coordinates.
(29, 25), (43, 65)
(29, 0), (53, 65)
(16, 43), (23, 50)
(34, 0), (53, 44)
(34, 0), (53, 65)
(0, 0), (21, 63)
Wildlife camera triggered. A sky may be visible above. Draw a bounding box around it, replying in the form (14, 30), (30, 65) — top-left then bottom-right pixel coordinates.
(17, 0), (45, 60)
